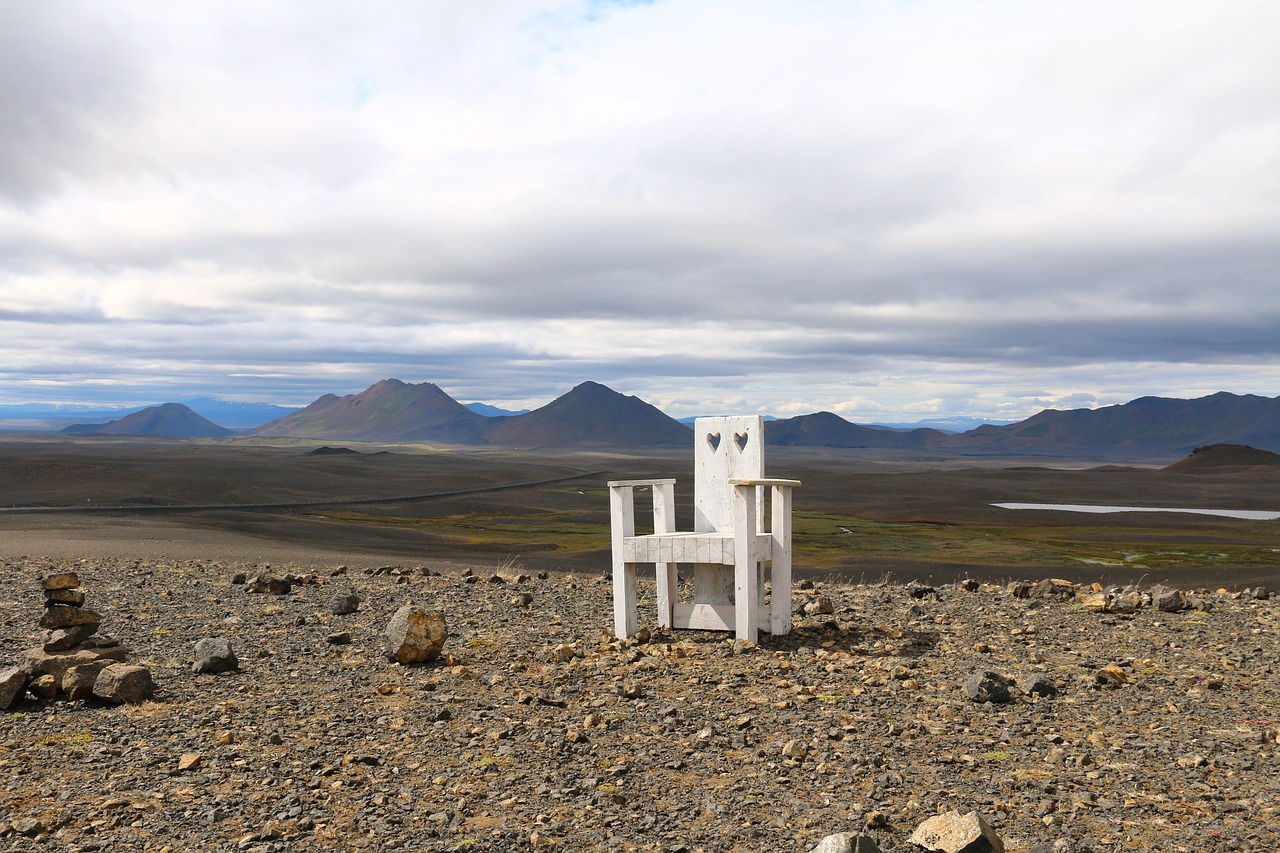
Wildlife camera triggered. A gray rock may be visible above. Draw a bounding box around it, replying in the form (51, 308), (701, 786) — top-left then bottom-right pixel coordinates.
(45, 587), (86, 606)
(964, 672), (1015, 704)
(0, 666), (28, 709)
(327, 631), (352, 645)
(510, 592), (534, 608)
(246, 575), (291, 594)
(1018, 673), (1058, 698)
(328, 592), (361, 615)
(1150, 585), (1187, 612)
(1034, 578), (1076, 599)
(385, 600), (448, 664)
(810, 831), (882, 853)
(193, 637), (239, 673)
(62, 662), (112, 700)
(803, 596), (834, 616)
(906, 580), (937, 599)
(43, 623), (99, 652)
(1110, 590), (1141, 613)
(17, 645), (129, 680)
(92, 663), (155, 704)
(1008, 580), (1033, 598)
(12, 817), (46, 837)
(38, 605), (102, 630)
(908, 809), (1005, 852)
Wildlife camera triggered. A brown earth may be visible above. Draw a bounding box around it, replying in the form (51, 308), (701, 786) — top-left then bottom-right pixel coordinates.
(1, 437), (1276, 589)
(2, 437), (1280, 851)
(2, 558), (1279, 852)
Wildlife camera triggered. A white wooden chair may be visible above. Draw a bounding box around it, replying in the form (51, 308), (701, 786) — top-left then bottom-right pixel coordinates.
(608, 415), (799, 643)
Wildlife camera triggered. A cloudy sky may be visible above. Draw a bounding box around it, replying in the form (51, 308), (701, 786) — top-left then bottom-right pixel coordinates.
(2, 1), (1277, 421)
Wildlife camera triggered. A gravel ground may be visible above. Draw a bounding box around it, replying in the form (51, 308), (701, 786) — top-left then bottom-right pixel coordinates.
(2, 557), (1279, 852)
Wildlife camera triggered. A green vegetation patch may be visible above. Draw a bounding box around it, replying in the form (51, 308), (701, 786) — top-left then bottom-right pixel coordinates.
(35, 731), (95, 750)
(792, 511), (1062, 568)
(314, 499), (1280, 573)
(792, 511), (1280, 571)
(321, 508), (608, 553)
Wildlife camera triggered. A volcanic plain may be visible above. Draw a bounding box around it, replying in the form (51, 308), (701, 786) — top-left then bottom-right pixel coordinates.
(1, 436), (1278, 851)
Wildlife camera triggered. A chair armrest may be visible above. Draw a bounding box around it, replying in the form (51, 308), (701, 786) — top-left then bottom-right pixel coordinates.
(609, 479), (678, 537)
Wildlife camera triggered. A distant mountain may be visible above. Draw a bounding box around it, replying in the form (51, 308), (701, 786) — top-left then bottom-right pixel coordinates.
(0, 397), (296, 431)
(251, 379), (487, 442)
(0, 402), (137, 419)
(483, 381), (691, 448)
(871, 416), (1018, 434)
(943, 392), (1280, 457)
(465, 402), (530, 418)
(182, 397), (299, 429)
(60, 403), (234, 438)
(765, 411), (946, 448)
(1163, 443), (1280, 472)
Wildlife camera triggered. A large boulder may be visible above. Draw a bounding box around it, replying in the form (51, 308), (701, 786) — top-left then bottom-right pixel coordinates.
(0, 666), (28, 709)
(329, 592), (361, 615)
(909, 810), (1005, 853)
(62, 662), (112, 700)
(963, 672), (1015, 704)
(38, 605), (102, 630)
(1150, 585), (1188, 612)
(92, 664), (154, 704)
(44, 624), (99, 652)
(40, 571), (80, 591)
(810, 832), (882, 853)
(18, 646), (128, 681)
(385, 601), (448, 664)
(192, 637), (239, 674)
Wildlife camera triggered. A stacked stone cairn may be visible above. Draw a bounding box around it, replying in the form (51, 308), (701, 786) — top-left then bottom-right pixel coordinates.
(0, 571), (154, 708)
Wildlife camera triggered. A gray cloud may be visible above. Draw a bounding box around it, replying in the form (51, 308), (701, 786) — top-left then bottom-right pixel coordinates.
(0, 0), (1277, 419)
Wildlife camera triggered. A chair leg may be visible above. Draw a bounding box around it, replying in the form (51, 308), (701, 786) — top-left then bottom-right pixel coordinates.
(735, 559), (759, 644)
(610, 484), (638, 639)
(613, 557), (637, 640)
(651, 482), (677, 632)
(770, 486), (793, 636)
(732, 484), (759, 644)
(655, 562), (676, 630)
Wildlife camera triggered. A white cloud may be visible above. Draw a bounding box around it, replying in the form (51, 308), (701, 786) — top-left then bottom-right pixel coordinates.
(0, 0), (1277, 419)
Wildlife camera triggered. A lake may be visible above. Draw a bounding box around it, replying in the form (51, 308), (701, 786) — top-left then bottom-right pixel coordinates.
(993, 502), (1280, 521)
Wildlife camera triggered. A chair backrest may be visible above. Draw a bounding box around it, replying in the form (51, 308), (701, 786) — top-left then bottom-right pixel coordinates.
(693, 415), (765, 533)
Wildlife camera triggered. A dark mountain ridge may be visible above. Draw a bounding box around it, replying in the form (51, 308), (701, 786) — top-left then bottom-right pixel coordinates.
(60, 403), (234, 438)
(942, 392), (1280, 458)
(252, 379), (488, 443)
(765, 411), (946, 449)
(485, 381), (690, 448)
(250, 379), (690, 447)
(37, 383), (1280, 456)
(1163, 443), (1280, 472)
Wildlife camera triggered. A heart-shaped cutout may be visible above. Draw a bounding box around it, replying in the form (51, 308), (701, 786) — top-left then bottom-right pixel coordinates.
(734, 432), (749, 451)
(706, 432), (722, 452)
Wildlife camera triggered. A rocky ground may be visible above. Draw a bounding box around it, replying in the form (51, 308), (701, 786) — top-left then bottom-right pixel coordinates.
(2, 557), (1279, 852)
